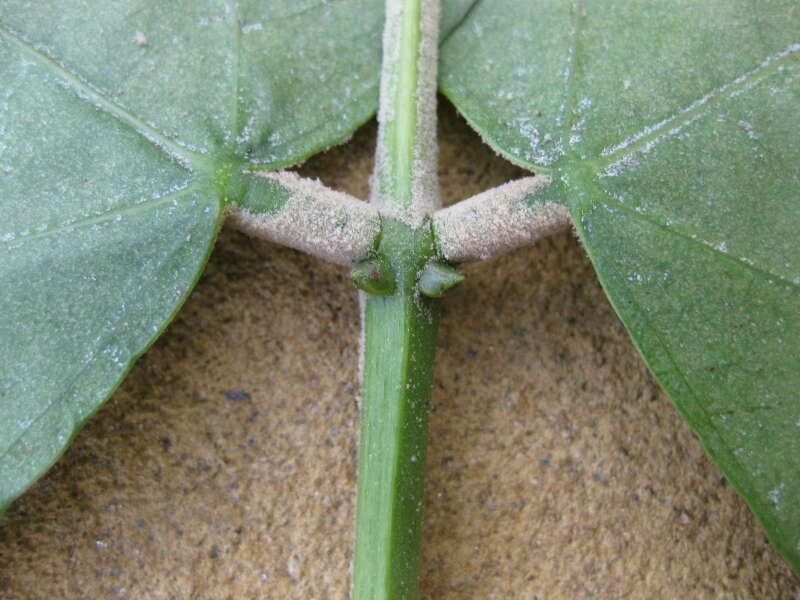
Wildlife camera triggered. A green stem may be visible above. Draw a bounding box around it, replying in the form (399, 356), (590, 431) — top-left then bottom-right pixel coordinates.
(391, 0), (420, 206)
(371, 0), (439, 226)
(353, 222), (439, 600)
(351, 0), (441, 599)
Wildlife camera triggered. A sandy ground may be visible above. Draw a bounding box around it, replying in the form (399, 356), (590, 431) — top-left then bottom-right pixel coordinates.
(1, 102), (798, 599)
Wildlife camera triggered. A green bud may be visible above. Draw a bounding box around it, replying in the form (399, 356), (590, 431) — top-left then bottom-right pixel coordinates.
(351, 257), (396, 295)
(418, 261), (464, 298)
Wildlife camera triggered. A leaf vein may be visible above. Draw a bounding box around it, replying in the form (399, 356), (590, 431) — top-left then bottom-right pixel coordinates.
(557, 0), (584, 134)
(0, 21), (209, 171)
(440, 0), (485, 46)
(597, 43), (800, 172)
(600, 196), (800, 291)
(230, 4), (243, 148)
(614, 286), (756, 504)
(1, 183), (201, 248)
(0, 187), (212, 467)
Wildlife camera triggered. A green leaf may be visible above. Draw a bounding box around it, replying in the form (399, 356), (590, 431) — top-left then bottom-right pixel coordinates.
(0, 0), (382, 510)
(441, 0), (800, 572)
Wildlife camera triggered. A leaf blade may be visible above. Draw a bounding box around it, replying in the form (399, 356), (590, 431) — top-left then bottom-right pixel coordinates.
(0, 184), (223, 510)
(575, 199), (800, 571)
(1, 0), (382, 509)
(441, 0), (800, 572)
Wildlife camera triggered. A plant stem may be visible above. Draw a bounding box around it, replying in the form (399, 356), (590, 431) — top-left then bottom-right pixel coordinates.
(353, 222), (438, 600)
(371, 0), (439, 227)
(351, 0), (441, 598)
